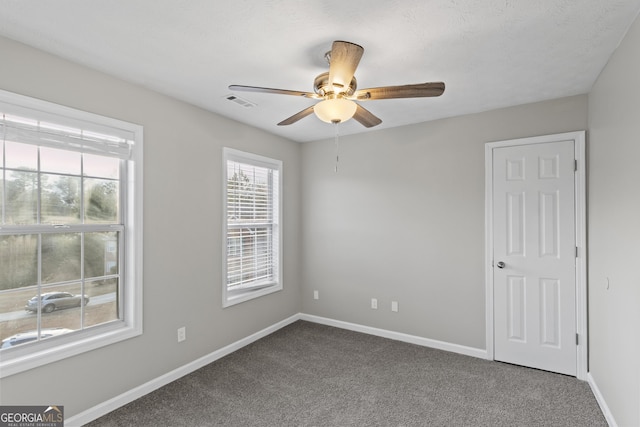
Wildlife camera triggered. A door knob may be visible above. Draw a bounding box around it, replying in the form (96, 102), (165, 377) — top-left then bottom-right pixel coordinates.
(496, 261), (506, 269)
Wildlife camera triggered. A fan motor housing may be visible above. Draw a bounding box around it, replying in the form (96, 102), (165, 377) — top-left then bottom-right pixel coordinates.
(314, 72), (357, 97)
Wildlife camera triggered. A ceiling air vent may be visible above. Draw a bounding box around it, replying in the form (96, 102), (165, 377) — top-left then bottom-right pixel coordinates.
(225, 94), (256, 108)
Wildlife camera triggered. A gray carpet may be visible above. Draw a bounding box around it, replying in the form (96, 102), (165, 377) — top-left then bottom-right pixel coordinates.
(86, 321), (606, 426)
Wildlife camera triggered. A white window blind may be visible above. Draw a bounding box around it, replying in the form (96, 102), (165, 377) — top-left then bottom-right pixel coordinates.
(0, 110), (134, 159)
(223, 148), (282, 306)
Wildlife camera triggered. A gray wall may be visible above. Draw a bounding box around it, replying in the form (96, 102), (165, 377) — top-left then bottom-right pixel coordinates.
(588, 13), (640, 427)
(301, 95), (587, 350)
(0, 37), (302, 417)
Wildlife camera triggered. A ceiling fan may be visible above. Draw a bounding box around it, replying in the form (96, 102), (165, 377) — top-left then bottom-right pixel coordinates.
(229, 40), (445, 128)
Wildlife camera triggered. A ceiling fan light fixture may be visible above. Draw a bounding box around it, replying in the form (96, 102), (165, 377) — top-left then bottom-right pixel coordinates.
(230, 40), (444, 128)
(314, 98), (357, 124)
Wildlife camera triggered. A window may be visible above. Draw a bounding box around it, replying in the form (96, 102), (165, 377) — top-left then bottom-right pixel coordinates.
(222, 148), (282, 307)
(0, 90), (143, 378)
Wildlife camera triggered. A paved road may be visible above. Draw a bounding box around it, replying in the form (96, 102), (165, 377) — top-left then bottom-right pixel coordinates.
(0, 292), (116, 322)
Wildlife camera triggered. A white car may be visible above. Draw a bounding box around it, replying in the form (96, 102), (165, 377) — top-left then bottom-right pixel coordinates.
(1, 328), (74, 349)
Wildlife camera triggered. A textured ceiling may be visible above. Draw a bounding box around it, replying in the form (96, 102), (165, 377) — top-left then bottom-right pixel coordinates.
(0, 0), (639, 142)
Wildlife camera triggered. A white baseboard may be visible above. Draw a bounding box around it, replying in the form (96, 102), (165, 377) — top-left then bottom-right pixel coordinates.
(68, 312), (487, 426)
(587, 372), (617, 427)
(66, 314), (301, 427)
(300, 313), (488, 360)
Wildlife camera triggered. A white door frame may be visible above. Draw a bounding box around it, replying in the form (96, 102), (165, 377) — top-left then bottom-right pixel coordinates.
(485, 131), (587, 380)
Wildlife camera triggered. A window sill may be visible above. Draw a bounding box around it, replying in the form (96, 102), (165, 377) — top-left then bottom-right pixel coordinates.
(0, 321), (142, 379)
(223, 283), (283, 308)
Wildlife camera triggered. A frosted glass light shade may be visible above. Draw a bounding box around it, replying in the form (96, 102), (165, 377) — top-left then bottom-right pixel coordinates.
(314, 98), (357, 123)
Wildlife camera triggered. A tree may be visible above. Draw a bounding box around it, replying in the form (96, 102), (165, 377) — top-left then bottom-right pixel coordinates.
(4, 170), (38, 224)
(0, 235), (38, 290)
(41, 175), (80, 222)
(227, 169), (270, 222)
(86, 180), (118, 222)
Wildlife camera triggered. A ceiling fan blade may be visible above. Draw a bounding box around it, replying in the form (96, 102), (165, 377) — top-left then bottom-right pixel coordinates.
(277, 105), (316, 126)
(352, 104), (382, 128)
(352, 82), (445, 100)
(327, 41), (364, 93)
(229, 85), (320, 99)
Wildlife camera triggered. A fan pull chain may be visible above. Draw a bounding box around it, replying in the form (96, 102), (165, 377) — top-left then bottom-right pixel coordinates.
(333, 121), (340, 173)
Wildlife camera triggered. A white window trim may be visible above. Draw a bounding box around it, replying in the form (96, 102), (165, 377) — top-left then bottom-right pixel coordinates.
(0, 90), (143, 378)
(222, 147), (282, 307)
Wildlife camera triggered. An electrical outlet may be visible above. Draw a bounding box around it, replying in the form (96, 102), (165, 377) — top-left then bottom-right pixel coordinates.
(371, 298), (378, 309)
(391, 301), (399, 312)
(177, 326), (186, 342)
(313, 290), (319, 300)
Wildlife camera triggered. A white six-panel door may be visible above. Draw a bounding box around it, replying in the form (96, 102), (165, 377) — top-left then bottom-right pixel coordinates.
(492, 140), (577, 376)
